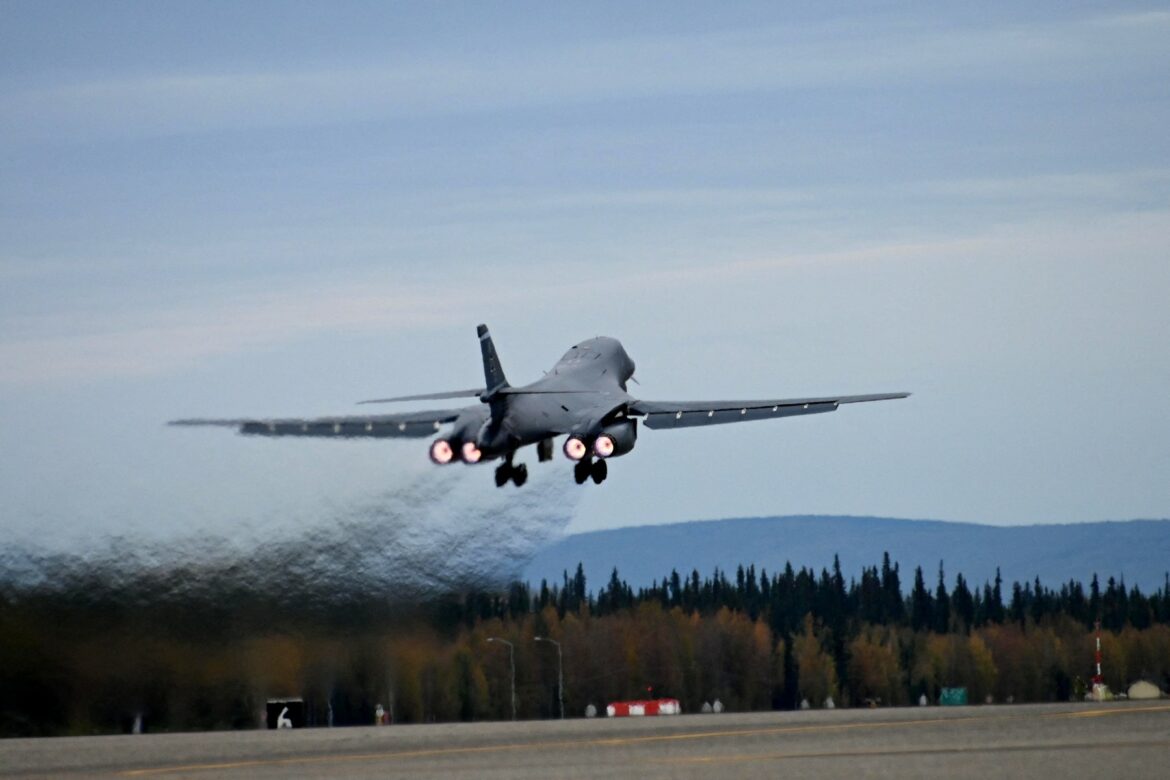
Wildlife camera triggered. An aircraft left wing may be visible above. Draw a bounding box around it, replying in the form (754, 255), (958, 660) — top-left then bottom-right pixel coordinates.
(629, 393), (909, 429)
(168, 407), (468, 438)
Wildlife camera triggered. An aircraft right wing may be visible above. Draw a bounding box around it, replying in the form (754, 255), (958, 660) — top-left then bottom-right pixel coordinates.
(168, 407), (469, 438)
(629, 393), (909, 430)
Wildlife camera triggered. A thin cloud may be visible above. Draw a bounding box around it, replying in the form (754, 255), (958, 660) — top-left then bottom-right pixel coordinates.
(0, 284), (457, 383)
(3, 208), (1166, 385)
(4, 11), (1166, 141)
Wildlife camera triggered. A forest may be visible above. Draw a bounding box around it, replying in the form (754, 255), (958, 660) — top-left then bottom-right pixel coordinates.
(2, 553), (1168, 736)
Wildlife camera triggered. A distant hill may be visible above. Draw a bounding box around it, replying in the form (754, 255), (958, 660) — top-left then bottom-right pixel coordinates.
(522, 516), (1170, 593)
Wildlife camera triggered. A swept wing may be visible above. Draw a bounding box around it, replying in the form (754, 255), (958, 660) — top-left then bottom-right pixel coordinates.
(629, 393), (909, 429)
(169, 407), (468, 438)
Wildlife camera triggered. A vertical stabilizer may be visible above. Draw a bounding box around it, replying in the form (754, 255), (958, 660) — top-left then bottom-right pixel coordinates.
(477, 324), (510, 399)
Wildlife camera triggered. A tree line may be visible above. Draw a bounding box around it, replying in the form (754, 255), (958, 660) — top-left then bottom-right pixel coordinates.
(2, 555), (1167, 736)
(465, 554), (1170, 635)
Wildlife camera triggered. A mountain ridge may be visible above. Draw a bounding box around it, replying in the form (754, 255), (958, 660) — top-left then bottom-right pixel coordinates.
(521, 515), (1170, 593)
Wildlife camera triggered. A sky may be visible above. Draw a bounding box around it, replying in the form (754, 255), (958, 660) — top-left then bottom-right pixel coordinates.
(2, 1), (1169, 558)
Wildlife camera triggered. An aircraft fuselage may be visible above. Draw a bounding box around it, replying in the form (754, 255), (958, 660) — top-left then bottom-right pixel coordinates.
(469, 336), (637, 459)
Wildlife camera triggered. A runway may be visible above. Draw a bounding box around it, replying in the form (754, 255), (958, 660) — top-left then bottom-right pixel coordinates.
(3, 701), (1168, 778)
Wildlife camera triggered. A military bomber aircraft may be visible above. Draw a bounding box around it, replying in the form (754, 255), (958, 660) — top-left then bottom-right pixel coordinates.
(171, 325), (908, 487)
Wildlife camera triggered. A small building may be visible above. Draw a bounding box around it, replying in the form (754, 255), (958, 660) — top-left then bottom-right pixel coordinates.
(1127, 680), (1165, 700)
(606, 699), (681, 717)
(266, 698), (305, 729)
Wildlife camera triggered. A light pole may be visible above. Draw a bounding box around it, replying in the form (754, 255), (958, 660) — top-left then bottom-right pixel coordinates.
(534, 636), (564, 720)
(486, 637), (516, 721)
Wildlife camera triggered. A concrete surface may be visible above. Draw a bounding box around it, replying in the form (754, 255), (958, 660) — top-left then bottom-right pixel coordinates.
(2, 701), (1168, 778)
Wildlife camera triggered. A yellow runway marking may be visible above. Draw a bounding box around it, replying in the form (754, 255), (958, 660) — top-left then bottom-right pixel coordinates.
(656, 739), (1170, 766)
(1064, 704), (1170, 718)
(119, 717), (969, 776)
(121, 705), (1170, 776)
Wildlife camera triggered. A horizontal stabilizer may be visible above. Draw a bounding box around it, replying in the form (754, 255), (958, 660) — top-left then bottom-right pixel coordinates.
(357, 387), (605, 405)
(357, 388), (484, 404)
(497, 388), (599, 396)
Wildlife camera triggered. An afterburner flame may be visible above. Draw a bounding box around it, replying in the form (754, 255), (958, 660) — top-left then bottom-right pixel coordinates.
(593, 434), (616, 458)
(563, 436), (588, 461)
(461, 441), (482, 463)
(429, 439), (454, 465)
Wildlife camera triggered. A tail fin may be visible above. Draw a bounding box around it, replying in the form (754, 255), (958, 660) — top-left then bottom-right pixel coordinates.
(478, 324), (510, 399)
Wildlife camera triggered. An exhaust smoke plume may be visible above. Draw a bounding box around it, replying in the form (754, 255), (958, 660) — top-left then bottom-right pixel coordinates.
(1, 461), (580, 611)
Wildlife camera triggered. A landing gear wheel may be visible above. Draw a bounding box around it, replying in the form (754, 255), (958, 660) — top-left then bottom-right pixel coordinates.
(494, 463), (512, 488)
(573, 459), (591, 485)
(512, 463), (528, 487)
(590, 458), (608, 484)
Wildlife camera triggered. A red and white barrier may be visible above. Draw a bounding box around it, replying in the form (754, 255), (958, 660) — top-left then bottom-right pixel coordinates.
(606, 698), (681, 717)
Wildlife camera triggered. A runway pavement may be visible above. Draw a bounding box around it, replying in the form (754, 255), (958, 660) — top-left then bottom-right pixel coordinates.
(3, 701), (1168, 778)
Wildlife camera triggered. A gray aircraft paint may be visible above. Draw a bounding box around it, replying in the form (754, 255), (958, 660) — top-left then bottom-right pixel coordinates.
(171, 325), (908, 486)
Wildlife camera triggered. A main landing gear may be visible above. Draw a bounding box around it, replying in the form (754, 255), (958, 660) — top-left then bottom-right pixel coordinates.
(573, 456), (607, 485)
(494, 452), (528, 488)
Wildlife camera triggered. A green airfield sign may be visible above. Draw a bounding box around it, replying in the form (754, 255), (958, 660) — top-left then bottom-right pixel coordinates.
(940, 687), (969, 706)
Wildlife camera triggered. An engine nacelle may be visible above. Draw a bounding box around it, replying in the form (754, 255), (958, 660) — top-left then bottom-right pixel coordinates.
(592, 420), (637, 458)
(563, 435), (589, 461)
(429, 439), (455, 465)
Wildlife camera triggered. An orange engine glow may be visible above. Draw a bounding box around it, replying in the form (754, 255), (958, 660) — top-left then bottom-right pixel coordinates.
(563, 436), (588, 461)
(593, 434), (616, 458)
(461, 441), (483, 463)
(429, 439), (455, 464)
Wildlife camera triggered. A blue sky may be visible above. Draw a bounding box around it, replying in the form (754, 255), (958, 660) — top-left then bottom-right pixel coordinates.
(2, 2), (1168, 555)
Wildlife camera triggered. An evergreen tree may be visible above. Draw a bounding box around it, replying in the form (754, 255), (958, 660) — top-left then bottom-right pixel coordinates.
(793, 567), (814, 628)
(910, 566), (932, 632)
(688, 569), (701, 612)
(538, 579), (551, 611)
(669, 569), (682, 608)
(1102, 576), (1124, 630)
(1065, 579), (1088, 626)
(1160, 573), (1170, 623)
(1030, 576), (1047, 624)
(1128, 585), (1150, 630)
(952, 573), (974, 631)
(859, 566), (883, 625)
(990, 567), (1005, 623)
(507, 581), (529, 618)
(832, 555), (847, 600)
(573, 563), (587, 613)
(933, 561), (951, 634)
(746, 565), (759, 608)
(559, 569), (570, 616)
(975, 582), (993, 626)
(1009, 581), (1027, 627)
(881, 552), (904, 624)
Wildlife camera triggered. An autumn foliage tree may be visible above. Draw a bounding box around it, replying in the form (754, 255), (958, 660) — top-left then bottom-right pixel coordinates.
(2, 555), (1168, 735)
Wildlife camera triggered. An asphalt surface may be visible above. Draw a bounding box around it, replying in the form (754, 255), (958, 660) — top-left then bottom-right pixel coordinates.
(3, 701), (1169, 779)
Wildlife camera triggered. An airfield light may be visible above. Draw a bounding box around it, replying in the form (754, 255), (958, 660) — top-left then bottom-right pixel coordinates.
(1093, 619), (1104, 689)
(534, 636), (565, 720)
(486, 637), (517, 721)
